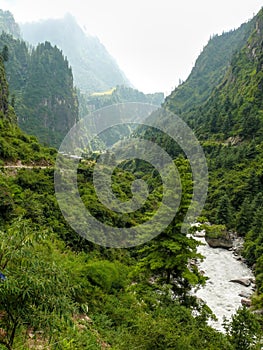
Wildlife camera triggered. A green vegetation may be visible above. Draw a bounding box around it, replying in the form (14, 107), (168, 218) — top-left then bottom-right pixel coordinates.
(165, 15), (255, 115)
(0, 5), (263, 349)
(91, 87), (116, 96)
(166, 6), (263, 315)
(0, 155), (237, 349)
(0, 49), (258, 348)
(0, 49), (54, 164)
(0, 32), (79, 148)
(203, 224), (228, 240)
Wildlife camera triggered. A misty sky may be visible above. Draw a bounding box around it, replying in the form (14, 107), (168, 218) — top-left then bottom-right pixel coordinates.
(0, 0), (262, 94)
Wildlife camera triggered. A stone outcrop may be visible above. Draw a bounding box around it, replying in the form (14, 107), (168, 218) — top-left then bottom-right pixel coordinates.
(205, 236), (233, 249)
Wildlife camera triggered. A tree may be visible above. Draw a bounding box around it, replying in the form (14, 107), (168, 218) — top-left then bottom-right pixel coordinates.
(137, 159), (205, 303)
(236, 198), (252, 236)
(1, 45), (8, 62)
(0, 219), (78, 349)
(241, 114), (261, 139)
(216, 194), (233, 228)
(224, 307), (262, 350)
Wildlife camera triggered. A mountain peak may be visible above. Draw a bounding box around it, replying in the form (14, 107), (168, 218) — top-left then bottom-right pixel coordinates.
(0, 9), (20, 39)
(20, 15), (130, 93)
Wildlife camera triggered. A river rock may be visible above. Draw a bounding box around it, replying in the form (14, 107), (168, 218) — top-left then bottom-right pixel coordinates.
(232, 238), (244, 255)
(193, 236), (255, 331)
(241, 298), (252, 307)
(205, 237), (233, 249)
(239, 291), (252, 298)
(230, 278), (251, 287)
(194, 230), (206, 237)
(233, 255), (242, 260)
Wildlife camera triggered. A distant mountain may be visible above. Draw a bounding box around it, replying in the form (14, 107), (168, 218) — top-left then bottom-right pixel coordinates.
(165, 16), (256, 115)
(0, 9), (20, 39)
(78, 85), (164, 118)
(0, 33), (79, 148)
(20, 14), (131, 94)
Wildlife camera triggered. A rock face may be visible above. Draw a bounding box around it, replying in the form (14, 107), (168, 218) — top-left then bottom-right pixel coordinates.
(232, 237), (244, 256)
(0, 10), (21, 38)
(205, 236), (233, 249)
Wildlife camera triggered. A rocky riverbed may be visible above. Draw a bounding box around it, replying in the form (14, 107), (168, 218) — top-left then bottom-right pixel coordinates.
(194, 236), (255, 331)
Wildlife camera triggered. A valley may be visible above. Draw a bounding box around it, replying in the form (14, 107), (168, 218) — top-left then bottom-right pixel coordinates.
(0, 5), (262, 350)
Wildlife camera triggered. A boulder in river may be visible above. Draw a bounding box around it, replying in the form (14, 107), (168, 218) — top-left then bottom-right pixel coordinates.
(241, 298), (252, 307)
(239, 291), (252, 298)
(204, 225), (233, 249)
(230, 278), (251, 287)
(205, 237), (233, 249)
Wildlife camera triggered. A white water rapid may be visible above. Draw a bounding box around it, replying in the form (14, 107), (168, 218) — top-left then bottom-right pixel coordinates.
(194, 236), (254, 331)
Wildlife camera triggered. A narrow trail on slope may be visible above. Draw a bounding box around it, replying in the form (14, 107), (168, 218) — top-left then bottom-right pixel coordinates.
(3, 165), (52, 169)
(2, 160), (53, 170)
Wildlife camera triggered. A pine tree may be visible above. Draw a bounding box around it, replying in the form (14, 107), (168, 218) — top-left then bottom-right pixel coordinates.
(216, 194), (232, 228)
(1, 45), (8, 62)
(236, 198), (252, 236)
(137, 159), (205, 303)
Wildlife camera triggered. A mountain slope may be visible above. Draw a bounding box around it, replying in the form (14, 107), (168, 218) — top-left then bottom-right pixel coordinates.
(165, 7), (263, 310)
(165, 15), (256, 114)
(20, 14), (131, 93)
(0, 33), (79, 148)
(180, 8), (263, 141)
(0, 51), (55, 164)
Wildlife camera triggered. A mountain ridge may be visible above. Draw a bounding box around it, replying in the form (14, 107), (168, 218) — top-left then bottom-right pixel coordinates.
(165, 15), (257, 115)
(20, 14), (131, 94)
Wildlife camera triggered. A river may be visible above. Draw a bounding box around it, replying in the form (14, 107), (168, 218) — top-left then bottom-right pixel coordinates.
(194, 236), (254, 331)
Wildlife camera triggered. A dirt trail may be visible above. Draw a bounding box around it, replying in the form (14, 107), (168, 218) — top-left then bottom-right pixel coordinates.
(2, 160), (53, 169)
(3, 165), (51, 169)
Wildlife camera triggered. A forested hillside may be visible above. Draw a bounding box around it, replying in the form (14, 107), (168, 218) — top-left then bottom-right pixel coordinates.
(166, 7), (263, 312)
(0, 34), (258, 349)
(0, 32), (79, 148)
(0, 47), (54, 164)
(165, 14), (256, 114)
